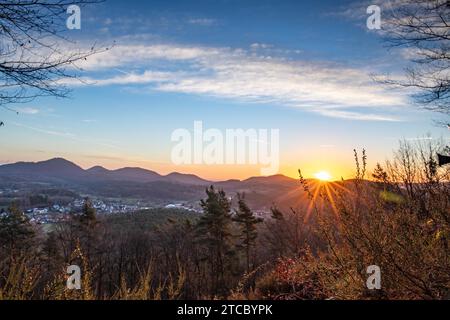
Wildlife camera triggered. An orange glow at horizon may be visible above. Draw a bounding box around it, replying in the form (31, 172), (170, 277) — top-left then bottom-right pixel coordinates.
(5, 152), (358, 181)
(314, 170), (332, 181)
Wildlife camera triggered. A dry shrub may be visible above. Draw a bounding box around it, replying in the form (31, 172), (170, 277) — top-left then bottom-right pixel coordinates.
(43, 242), (95, 300)
(0, 256), (40, 300)
(256, 141), (450, 300)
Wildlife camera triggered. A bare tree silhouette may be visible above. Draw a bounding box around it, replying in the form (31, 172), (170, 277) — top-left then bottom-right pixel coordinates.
(0, 0), (107, 123)
(378, 0), (449, 116)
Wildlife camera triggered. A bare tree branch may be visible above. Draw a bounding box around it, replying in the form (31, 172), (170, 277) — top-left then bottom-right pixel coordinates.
(377, 0), (450, 116)
(0, 0), (108, 122)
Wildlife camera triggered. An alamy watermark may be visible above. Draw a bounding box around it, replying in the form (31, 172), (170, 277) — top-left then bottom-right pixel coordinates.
(366, 265), (381, 290)
(67, 5), (81, 30)
(171, 121), (280, 176)
(367, 5), (381, 30)
(66, 265), (81, 290)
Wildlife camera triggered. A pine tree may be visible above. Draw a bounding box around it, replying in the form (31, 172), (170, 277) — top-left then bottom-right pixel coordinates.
(79, 198), (97, 228)
(0, 202), (35, 258)
(263, 206), (289, 259)
(233, 193), (263, 273)
(372, 163), (388, 183)
(196, 186), (233, 297)
(42, 231), (63, 270)
(73, 198), (98, 267)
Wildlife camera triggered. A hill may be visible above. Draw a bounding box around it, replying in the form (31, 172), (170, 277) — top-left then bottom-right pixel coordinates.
(0, 157), (329, 211)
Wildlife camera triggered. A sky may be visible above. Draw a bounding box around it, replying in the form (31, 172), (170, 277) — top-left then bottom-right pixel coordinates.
(0, 0), (448, 180)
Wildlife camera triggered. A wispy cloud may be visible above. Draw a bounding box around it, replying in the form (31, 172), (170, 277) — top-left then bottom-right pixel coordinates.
(10, 121), (120, 149)
(10, 121), (75, 138)
(315, 109), (401, 122)
(66, 42), (408, 121)
(61, 70), (176, 87)
(17, 107), (40, 115)
(330, 0), (393, 20)
(187, 18), (217, 26)
(250, 43), (273, 50)
(74, 44), (222, 70)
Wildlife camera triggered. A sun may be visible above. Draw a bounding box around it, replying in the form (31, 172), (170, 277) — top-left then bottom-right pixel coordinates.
(314, 170), (332, 181)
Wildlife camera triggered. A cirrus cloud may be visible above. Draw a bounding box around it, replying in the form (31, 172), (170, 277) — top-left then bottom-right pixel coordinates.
(65, 41), (409, 121)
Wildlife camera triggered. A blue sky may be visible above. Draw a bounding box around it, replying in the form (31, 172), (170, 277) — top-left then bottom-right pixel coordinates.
(1, 0), (447, 180)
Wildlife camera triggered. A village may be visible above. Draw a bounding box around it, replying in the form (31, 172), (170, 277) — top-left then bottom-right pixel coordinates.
(0, 195), (196, 225)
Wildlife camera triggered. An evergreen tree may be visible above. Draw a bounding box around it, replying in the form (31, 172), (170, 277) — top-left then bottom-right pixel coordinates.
(233, 193), (263, 273)
(264, 206), (289, 259)
(196, 186), (233, 297)
(42, 231), (63, 269)
(79, 198), (97, 228)
(372, 163), (388, 184)
(73, 198), (98, 264)
(0, 202), (35, 258)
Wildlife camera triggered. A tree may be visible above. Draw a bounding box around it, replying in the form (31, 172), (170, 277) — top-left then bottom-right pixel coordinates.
(0, 0), (106, 122)
(60, 197), (98, 270)
(378, 0), (450, 115)
(233, 193), (262, 273)
(0, 202), (35, 258)
(42, 231), (63, 269)
(76, 198), (97, 256)
(79, 197), (97, 228)
(372, 163), (389, 183)
(196, 186), (233, 297)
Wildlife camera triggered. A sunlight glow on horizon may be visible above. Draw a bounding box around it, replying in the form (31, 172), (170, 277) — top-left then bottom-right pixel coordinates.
(314, 170), (332, 181)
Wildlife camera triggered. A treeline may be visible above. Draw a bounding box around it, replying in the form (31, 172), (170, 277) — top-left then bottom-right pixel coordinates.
(0, 186), (282, 299)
